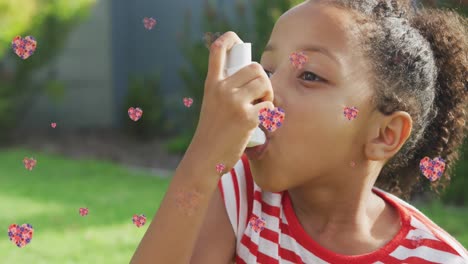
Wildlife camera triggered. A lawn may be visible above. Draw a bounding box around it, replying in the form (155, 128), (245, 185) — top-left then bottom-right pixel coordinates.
(0, 149), (467, 263)
(0, 149), (169, 264)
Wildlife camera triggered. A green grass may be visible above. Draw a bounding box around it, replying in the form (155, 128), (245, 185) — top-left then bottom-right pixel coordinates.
(0, 148), (169, 263)
(0, 149), (466, 263)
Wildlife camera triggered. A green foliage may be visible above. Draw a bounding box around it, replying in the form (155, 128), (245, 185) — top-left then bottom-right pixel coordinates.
(123, 73), (175, 140)
(173, 0), (302, 154)
(0, 0), (96, 138)
(435, 0), (468, 16)
(440, 141), (468, 206)
(164, 132), (194, 154)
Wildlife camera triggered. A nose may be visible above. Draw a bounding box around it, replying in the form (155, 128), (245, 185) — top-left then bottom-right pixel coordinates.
(268, 68), (284, 107)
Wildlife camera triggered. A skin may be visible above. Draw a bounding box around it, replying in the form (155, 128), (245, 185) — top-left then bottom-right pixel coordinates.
(251, 1), (413, 255)
(174, 188), (203, 216)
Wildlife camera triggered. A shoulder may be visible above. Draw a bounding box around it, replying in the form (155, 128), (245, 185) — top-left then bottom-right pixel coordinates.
(218, 155), (255, 239)
(374, 187), (468, 262)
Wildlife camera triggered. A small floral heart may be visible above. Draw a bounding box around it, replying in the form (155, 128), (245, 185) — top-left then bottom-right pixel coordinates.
(203, 32), (223, 49)
(344, 106), (359, 121)
(259, 107), (285, 133)
(23, 157), (37, 171)
(143, 17), (157, 30)
(11, 36), (37, 60)
(8, 223), (34, 248)
(216, 163), (225, 173)
(132, 214), (147, 228)
(183, 97), (193, 108)
(79, 207), (89, 216)
(419, 156), (445, 182)
(289, 51), (308, 69)
(51, 122), (57, 128)
(249, 216), (266, 233)
(410, 235), (423, 247)
(128, 107), (143, 121)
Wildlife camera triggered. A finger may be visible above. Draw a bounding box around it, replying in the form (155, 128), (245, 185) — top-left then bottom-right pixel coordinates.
(229, 63), (274, 104)
(236, 75), (274, 105)
(224, 62), (263, 88)
(206, 31), (243, 83)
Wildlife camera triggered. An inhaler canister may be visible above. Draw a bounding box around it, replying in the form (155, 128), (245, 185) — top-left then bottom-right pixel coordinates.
(225, 43), (267, 148)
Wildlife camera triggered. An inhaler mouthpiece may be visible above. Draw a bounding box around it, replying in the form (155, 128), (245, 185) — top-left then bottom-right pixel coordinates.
(225, 42), (266, 148)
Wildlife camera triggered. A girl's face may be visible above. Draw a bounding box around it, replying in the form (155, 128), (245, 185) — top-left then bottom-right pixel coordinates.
(251, 2), (380, 192)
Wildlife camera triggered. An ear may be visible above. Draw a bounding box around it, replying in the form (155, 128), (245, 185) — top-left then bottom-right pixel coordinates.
(364, 111), (412, 161)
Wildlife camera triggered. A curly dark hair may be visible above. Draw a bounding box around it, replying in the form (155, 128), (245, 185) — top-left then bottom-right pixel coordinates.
(317, 0), (467, 200)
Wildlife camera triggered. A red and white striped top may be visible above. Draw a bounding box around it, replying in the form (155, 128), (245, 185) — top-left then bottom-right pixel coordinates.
(218, 154), (468, 264)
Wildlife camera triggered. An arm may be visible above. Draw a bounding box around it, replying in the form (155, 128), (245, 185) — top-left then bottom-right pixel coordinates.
(129, 140), (223, 264)
(130, 31), (273, 264)
(190, 186), (236, 263)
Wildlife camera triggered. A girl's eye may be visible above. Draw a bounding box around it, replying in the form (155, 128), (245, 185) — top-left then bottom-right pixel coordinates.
(299, 71), (325, 82)
(263, 68), (325, 83)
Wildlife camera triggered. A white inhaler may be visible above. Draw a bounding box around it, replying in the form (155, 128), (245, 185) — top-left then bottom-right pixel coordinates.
(225, 43), (267, 148)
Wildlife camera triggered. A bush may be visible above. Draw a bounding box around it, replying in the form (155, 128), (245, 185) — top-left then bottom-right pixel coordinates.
(440, 141), (468, 206)
(0, 0), (96, 139)
(164, 132), (194, 154)
(123, 73), (175, 140)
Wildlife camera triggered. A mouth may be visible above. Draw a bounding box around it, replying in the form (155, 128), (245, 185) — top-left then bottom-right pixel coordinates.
(244, 125), (271, 160)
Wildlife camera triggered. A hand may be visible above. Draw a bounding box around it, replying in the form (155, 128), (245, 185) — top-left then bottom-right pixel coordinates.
(191, 31), (275, 171)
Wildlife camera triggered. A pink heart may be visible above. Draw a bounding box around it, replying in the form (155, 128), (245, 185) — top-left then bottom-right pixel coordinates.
(344, 106), (359, 120)
(203, 32), (222, 49)
(289, 51), (308, 69)
(258, 107), (285, 133)
(79, 207), (89, 216)
(11, 36), (37, 60)
(411, 235), (423, 247)
(249, 216), (266, 233)
(23, 157), (37, 171)
(51, 122), (57, 128)
(132, 214), (147, 228)
(128, 107), (143, 121)
(183, 97), (193, 108)
(143, 17), (157, 30)
(419, 156), (445, 182)
(216, 163), (225, 173)
(8, 223), (34, 248)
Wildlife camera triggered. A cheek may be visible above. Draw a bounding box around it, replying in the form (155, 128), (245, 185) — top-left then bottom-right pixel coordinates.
(280, 107), (354, 161)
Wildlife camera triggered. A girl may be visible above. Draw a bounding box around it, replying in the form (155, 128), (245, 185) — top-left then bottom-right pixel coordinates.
(131, 0), (468, 263)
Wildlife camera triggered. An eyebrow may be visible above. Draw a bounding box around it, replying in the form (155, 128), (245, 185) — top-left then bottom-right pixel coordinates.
(263, 43), (340, 65)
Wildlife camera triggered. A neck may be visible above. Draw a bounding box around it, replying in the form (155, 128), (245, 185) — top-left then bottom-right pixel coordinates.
(287, 162), (387, 240)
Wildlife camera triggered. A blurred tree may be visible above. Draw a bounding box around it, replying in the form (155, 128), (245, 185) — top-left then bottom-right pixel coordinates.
(0, 0), (96, 140)
(123, 72), (176, 140)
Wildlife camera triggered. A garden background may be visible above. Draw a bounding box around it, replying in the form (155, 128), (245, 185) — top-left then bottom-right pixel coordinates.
(0, 0), (467, 263)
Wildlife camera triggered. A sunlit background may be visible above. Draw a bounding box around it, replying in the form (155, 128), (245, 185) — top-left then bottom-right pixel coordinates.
(0, 0), (467, 263)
